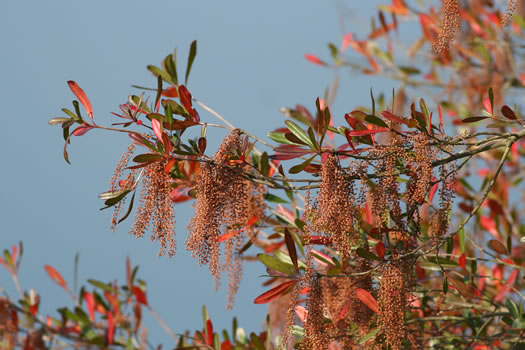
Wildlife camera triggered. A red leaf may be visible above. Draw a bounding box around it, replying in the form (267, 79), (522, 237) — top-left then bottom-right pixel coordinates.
(71, 124), (94, 136)
(482, 97), (493, 115)
(206, 319), (214, 345)
(356, 288), (378, 313)
(459, 253), (466, 269)
(132, 286), (148, 305)
(161, 86), (179, 98)
(428, 181), (439, 202)
(438, 104), (444, 131)
(284, 228), (299, 272)
(107, 311), (114, 345)
(304, 54), (323, 65)
(295, 305), (308, 323)
(253, 280), (297, 304)
(480, 216), (499, 238)
(338, 299), (351, 321)
(221, 340), (232, 350)
(375, 242), (385, 259)
(217, 227), (247, 243)
(67, 81), (93, 121)
(488, 239), (507, 255)
(494, 270), (518, 302)
(264, 241), (285, 253)
(501, 105), (517, 120)
(178, 85), (198, 121)
(381, 110), (406, 124)
(44, 265), (67, 290)
(151, 118), (163, 141)
(341, 33), (353, 53)
(346, 128), (389, 136)
(0, 257), (9, 272)
(84, 292), (95, 321)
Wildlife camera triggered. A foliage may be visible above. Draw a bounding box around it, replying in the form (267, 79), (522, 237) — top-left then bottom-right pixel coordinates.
(2, 0), (525, 349)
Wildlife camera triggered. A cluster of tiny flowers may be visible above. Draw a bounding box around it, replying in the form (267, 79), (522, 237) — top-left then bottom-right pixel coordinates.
(502, 0), (518, 27)
(435, 163), (456, 237)
(432, 0), (460, 53)
(186, 129), (264, 306)
(405, 133), (437, 209)
(301, 273), (329, 350)
(378, 260), (414, 350)
(307, 154), (361, 256)
(109, 143), (137, 230)
(129, 161), (176, 257)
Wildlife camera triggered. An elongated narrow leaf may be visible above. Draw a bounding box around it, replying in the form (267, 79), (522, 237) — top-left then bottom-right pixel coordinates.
(356, 247), (382, 261)
(357, 327), (380, 344)
(44, 264), (67, 290)
(462, 116), (489, 123)
(67, 81), (93, 121)
(365, 114), (388, 128)
(488, 239), (508, 255)
(501, 105), (517, 120)
(381, 110), (406, 124)
(118, 192), (136, 224)
(268, 132), (303, 145)
(48, 117), (71, 125)
(284, 229), (299, 272)
(257, 254), (295, 275)
(446, 273), (475, 299)
(289, 155), (316, 174)
(147, 65), (173, 84)
(285, 120), (316, 150)
(185, 40), (197, 85)
(133, 154), (164, 163)
(347, 128), (389, 136)
(356, 288), (378, 313)
(253, 280), (297, 304)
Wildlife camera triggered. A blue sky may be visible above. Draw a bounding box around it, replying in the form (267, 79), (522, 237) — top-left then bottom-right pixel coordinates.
(0, 0), (401, 346)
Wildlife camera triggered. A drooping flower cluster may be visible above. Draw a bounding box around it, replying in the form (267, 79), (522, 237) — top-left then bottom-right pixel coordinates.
(502, 0), (518, 27)
(307, 154), (364, 256)
(109, 143), (137, 230)
(378, 259), (414, 350)
(186, 129), (264, 306)
(129, 160), (176, 257)
(432, 0), (460, 53)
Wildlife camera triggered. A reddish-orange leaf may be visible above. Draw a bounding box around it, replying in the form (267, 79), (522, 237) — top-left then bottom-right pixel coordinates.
(84, 292), (95, 321)
(295, 305), (308, 323)
(177, 85), (198, 120)
(164, 158), (176, 174)
(428, 181), (439, 202)
(11, 309), (18, 333)
(132, 286), (148, 305)
(381, 110), (406, 124)
(151, 118), (163, 141)
(488, 239), (507, 255)
(67, 81), (93, 121)
(304, 54), (323, 65)
(459, 253), (466, 269)
(107, 311), (114, 345)
(356, 288), (378, 313)
(206, 319), (214, 345)
(71, 124), (94, 136)
(494, 269), (518, 302)
(483, 97), (493, 115)
(347, 128), (389, 136)
(416, 264), (426, 280)
(161, 86), (179, 98)
(264, 241), (285, 253)
(221, 340), (232, 350)
(338, 299), (351, 321)
(375, 242), (385, 259)
(446, 273), (476, 299)
(253, 280), (297, 304)
(217, 227), (247, 243)
(480, 216), (499, 238)
(44, 265), (67, 290)
(0, 257), (9, 272)
(284, 228), (299, 272)
(438, 104), (444, 131)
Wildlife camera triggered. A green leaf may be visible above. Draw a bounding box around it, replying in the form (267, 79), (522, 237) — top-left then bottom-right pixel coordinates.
(147, 65), (173, 84)
(488, 87), (494, 113)
(289, 155), (316, 174)
(162, 54), (178, 85)
(458, 227), (465, 253)
(365, 114), (388, 128)
(87, 279), (114, 292)
(260, 152), (269, 176)
(285, 120), (316, 150)
(443, 276), (448, 294)
(307, 127), (318, 150)
(426, 256), (459, 267)
(118, 192), (136, 224)
(250, 332), (265, 350)
(263, 193), (288, 204)
(507, 299), (521, 320)
(257, 254), (295, 275)
(49, 117), (72, 125)
(370, 88), (375, 116)
(355, 247), (382, 261)
(133, 153), (164, 163)
(267, 132), (300, 145)
(398, 66), (421, 75)
(357, 327), (380, 344)
(185, 40), (197, 85)
(99, 190), (131, 209)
